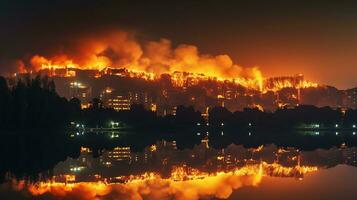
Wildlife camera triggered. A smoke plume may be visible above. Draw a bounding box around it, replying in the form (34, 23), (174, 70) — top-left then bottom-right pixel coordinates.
(17, 29), (261, 81)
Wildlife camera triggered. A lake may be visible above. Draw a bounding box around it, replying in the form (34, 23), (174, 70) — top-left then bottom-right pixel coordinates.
(1, 136), (356, 200)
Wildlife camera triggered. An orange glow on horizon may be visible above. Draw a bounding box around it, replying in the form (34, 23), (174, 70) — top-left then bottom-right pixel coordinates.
(17, 56), (318, 93)
(15, 30), (318, 93)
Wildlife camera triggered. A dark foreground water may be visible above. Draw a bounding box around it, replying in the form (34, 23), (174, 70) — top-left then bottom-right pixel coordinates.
(0, 134), (356, 200)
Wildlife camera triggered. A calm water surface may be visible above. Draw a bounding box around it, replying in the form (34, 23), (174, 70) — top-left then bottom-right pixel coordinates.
(1, 138), (356, 200)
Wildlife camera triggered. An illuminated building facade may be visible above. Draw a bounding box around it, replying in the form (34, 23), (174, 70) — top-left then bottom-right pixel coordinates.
(346, 88), (357, 109)
(100, 147), (132, 167)
(106, 95), (131, 111)
(101, 88), (155, 111)
(107, 147), (132, 162)
(10, 68), (356, 112)
(69, 81), (92, 104)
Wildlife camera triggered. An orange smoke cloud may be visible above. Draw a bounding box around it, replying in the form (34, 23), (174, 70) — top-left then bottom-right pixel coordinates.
(18, 30), (258, 80)
(16, 60), (27, 74)
(25, 30), (142, 72)
(15, 29), (318, 91)
(141, 38), (245, 79)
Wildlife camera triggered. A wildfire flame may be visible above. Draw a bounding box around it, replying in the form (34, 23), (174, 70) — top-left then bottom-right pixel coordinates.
(16, 30), (318, 92)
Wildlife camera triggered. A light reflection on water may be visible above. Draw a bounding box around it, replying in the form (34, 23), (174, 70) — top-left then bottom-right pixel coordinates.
(229, 165), (357, 200)
(1, 140), (357, 200)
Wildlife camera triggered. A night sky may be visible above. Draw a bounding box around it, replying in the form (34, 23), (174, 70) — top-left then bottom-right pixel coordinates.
(1, 0), (357, 88)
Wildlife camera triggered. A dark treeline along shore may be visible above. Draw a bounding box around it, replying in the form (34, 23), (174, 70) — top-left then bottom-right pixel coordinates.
(0, 76), (357, 182)
(0, 76), (356, 133)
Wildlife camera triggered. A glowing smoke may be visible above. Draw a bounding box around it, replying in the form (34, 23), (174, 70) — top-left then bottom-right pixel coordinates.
(18, 29), (259, 81)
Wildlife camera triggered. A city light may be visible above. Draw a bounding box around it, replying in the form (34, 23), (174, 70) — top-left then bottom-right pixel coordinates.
(149, 145), (157, 152)
(70, 166), (85, 172)
(110, 134), (119, 138)
(110, 121), (120, 128)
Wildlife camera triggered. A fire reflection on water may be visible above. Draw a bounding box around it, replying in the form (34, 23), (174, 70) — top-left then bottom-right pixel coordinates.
(8, 162), (317, 200)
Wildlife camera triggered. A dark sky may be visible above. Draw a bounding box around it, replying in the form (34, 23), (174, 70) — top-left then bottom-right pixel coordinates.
(1, 0), (357, 88)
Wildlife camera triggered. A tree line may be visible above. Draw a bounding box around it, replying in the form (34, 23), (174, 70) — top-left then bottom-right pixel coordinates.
(0, 76), (80, 131)
(0, 76), (356, 132)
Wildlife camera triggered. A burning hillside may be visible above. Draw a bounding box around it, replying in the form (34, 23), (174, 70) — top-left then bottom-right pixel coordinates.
(15, 30), (317, 92)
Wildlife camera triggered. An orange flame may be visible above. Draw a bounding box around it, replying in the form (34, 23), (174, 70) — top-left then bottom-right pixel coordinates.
(16, 30), (318, 92)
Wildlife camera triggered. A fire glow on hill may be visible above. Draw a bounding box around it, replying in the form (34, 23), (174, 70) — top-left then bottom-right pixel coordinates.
(16, 30), (317, 92)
